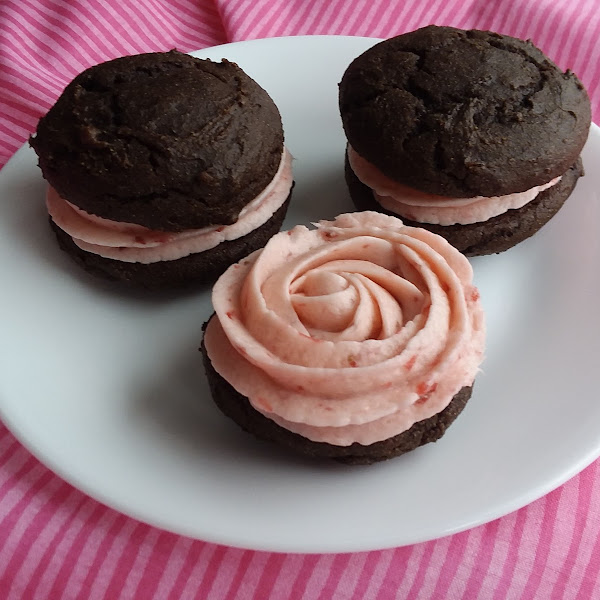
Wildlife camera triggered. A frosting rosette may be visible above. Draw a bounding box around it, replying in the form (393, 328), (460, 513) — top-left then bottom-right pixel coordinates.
(203, 211), (485, 447)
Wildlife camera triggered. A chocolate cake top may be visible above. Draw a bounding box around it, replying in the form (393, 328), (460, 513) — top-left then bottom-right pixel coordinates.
(339, 26), (591, 197)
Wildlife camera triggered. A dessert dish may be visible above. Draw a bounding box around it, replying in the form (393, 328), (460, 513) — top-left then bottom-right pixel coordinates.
(30, 51), (293, 288)
(339, 26), (591, 255)
(202, 211), (485, 464)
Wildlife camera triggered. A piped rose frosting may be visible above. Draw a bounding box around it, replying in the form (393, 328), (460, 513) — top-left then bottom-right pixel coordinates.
(204, 211), (485, 446)
(47, 148), (293, 264)
(348, 146), (560, 225)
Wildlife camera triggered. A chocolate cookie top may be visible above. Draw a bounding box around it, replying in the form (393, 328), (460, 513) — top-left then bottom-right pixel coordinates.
(31, 51), (284, 231)
(339, 26), (591, 197)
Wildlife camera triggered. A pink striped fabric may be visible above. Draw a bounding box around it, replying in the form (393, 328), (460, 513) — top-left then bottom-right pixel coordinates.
(1, 1), (599, 598)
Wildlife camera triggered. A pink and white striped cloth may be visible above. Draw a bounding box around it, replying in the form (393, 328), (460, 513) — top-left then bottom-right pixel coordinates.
(1, 1), (600, 598)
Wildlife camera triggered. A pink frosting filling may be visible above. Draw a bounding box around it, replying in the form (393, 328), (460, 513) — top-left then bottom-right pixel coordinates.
(347, 146), (560, 225)
(46, 148), (293, 264)
(204, 211), (485, 446)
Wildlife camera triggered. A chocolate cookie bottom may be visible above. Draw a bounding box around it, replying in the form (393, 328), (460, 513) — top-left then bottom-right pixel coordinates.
(50, 193), (291, 290)
(201, 329), (472, 465)
(345, 154), (583, 256)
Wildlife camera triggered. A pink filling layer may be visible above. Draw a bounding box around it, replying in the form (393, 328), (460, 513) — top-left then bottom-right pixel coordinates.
(204, 211), (485, 446)
(46, 148), (293, 264)
(347, 146), (560, 225)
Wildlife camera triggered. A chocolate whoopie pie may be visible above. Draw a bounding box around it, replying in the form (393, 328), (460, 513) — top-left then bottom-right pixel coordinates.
(30, 50), (293, 288)
(202, 212), (485, 464)
(339, 25), (591, 255)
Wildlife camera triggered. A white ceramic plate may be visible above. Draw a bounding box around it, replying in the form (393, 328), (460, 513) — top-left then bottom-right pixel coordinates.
(1, 36), (600, 554)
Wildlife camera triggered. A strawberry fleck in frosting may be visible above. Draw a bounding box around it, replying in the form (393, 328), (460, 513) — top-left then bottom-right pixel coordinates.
(347, 146), (560, 225)
(46, 148), (293, 264)
(204, 211), (485, 446)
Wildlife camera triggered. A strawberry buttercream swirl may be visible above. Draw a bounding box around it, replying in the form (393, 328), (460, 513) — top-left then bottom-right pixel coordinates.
(46, 148), (293, 264)
(204, 211), (485, 446)
(348, 146), (560, 225)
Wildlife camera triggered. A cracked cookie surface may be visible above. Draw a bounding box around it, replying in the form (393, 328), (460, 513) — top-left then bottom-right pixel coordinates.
(339, 26), (590, 197)
(30, 50), (284, 231)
